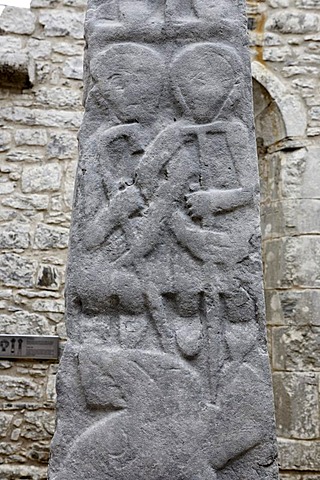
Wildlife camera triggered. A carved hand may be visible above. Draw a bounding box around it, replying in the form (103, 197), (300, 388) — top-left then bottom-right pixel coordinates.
(186, 187), (253, 218)
(185, 191), (212, 218)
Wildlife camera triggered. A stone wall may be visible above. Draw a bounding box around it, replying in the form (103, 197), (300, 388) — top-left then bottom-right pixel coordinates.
(248, 1), (320, 479)
(0, 0), (318, 479)
(0, 1), (85, 478)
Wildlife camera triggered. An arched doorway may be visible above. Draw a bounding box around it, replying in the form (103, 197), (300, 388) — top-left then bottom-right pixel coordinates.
(252, 69), (320, 477)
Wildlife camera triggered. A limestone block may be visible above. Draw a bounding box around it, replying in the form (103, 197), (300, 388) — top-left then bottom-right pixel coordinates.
(0, 107), (83, 128)
(0, 131), (11, 152)
(0, 37), (22, 52)
(0, 253), (36, 288)
(52, 41), (84, 56)
(63, 0), (87, 6)
(263, 46), (293, 62)
(0, 377), (41, 401)
(39, 11), (84, 39)
(262, 199), (320, 239)
(0, 7), (36, 35)
(280, 149), (308, 200)
(0, 52), (35, 90)
(278, 439), (320, 471)
(15, 129), (47, 146)
(27, 39), (53, 60)
(6, 149), (44, 163)
(0, 222), (30, 249)
(267, 0), (290, 7)
(259, 152), (282, 202)
(32, 298), (65, 313)
(0, 465), (48, 480)
(25, 443), (50, 464)
(296, 0), (320, 7)
(0, 413), (13, 437)
(47, 132), (78, 159)
(31, 0), (59, 7)
(273, 372), (320, 439)
(21, 164), (61, 193)
(21, 411), (55, 440)
(272, 326), (320, 371)
(64, 160), (77, 209)
(62, 56), (83, 79)
(0, 311), (52, 335)
(34, 87), (82, 109)
(34, 224), (69, 250)
(265, 237), (320, 289)
(266, 289), (320, 326)
(0, 181), (15, 195)
(266, 12), (319, 34)
(2, 193), (49, 211)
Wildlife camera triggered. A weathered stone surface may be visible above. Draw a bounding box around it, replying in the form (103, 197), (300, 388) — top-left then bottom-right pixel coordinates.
(34, 224), (69, 250)
(0, 131), (11, 152)
(34, 87), (83, 109)
(0, 253), (36, 288)
(49, 2), (279, 479)
(21, 164), (61, 193)
(27, 39), (52, 60)
(15, 129), (47, 147)
(0, 107), (82, 129)
(272, 326), (320, 371)
(2, 193), (49, 210)
(0, 377), (41, 401)
(62, 56), (83, 80)
(0, 7), (36, 35)
(266, 12), (319, 33)
(265, 237), (320, 289)
(266, 289), (320, 326)
(0, 413), (13, 437)
(0, 310), (52, 335)
(273, 372), (319, 439)
(21, 411), (55, 440)
(278, 439), (320, 471)
(0, 222), (30, 249)
(47, 132), (78, 159)
(0, 465), (47, 480)
(39, 10), (84, 39)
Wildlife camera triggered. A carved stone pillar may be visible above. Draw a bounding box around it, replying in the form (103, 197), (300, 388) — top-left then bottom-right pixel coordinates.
(48, 1), (279, 478)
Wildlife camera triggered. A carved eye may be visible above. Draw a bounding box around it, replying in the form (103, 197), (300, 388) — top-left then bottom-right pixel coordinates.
(107, 73), (125, 90)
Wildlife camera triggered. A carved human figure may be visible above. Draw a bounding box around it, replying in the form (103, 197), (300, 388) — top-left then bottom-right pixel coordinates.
(107, 44), (256, 381)
(72, 43), (166, 349)
(63, 41), (271, 480)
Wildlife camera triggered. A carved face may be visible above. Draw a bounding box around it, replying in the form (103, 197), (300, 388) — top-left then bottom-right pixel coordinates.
(91, 44), (165, 123)
(171, 44), (238, 123)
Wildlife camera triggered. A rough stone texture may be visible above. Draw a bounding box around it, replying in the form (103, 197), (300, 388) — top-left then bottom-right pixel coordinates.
(0, 0), (318, 478)
(0, 1), (85, 478)
(47, 1), (278, 479)
(249, 1), (320, 478)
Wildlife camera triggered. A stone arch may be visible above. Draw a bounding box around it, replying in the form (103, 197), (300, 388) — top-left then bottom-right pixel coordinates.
(252, 63), (320, 478)
(252, 61), (307, 139)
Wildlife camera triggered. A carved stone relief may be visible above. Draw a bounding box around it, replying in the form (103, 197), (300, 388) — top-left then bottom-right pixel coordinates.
(48, 2), (279, 479)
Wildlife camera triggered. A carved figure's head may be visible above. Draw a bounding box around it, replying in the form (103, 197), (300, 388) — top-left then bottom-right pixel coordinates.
(91, 43), (165, 123)
(171, 43), (243, 123)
